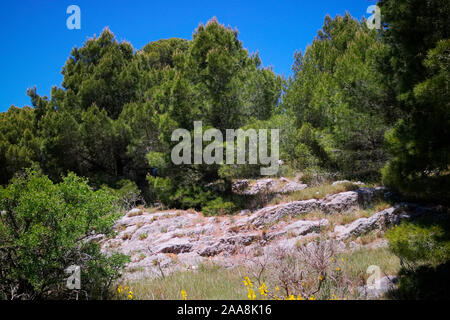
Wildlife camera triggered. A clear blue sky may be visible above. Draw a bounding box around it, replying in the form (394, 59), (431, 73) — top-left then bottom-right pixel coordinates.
(0, 0), (377, 112)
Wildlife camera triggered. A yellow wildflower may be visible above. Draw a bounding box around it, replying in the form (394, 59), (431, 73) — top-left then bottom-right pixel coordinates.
(244, 277), (253, 288)
(247, 288), (256, 300)
(258, 282), (268, 297)
(181, 289), (187, 300)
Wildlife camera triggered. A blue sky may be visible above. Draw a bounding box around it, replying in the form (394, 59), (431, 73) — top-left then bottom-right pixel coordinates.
(0, 0), (376, 112)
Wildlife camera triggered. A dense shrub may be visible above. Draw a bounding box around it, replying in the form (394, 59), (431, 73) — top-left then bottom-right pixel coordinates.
(387, 221), (450, 268)
(386, 211), (450, 299)
(386, 214), (450, 269)
(102, 179), (145, 211)
(202, 198), (236, 216)
(0, 170), (129, 300)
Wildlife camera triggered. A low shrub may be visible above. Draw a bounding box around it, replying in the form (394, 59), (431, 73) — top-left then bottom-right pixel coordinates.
(386, 217), (450, 268)
(102, 179), (145, 211)
(386, 211), (450, 299)
(202, 198), (236, 216)
(0, 170), (129, 300)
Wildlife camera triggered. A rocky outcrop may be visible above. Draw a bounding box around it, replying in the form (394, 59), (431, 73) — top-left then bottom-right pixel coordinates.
(278, 177), (308, 193)
(155, 238), (193, 254)
(232, 177), (307, 196)
(249, 199), (319, 227)
(101, 179), (434, 284)
(334, 208), (399, 240)
(334, 202), (433, 240)
(199, 233), (260, 257)
(102, 187), (391, 264)
(249, 187), (388, 227)
(233, 179), (275, 195)
(265, 219), (329, 242)
(320, 187), (387, 214)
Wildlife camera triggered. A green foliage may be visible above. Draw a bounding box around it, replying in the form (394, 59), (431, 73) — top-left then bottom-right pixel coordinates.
(146, 151), (168, 170)
(386, 210), (450, 300)
(283, 13), (394, 180)
(382, 40), (450, 200)
(0, 170), (128, 300)
(171, 185), (215, 210)
(202, 198), (236, 216)
(0, 106), (40, 185)
(101, 179), (144, 211)
(294, 123), (332, 170)
(378, 0), (450, 95)
(387, 220), (450, 268)
(61, 28), (136, 120)
(5, 19), (283, 208)
(188, 18), (251, 130)
(147, 175), (174, 205)
(141, 38), (189, 69)
(1, 11), (447, 213)
(380, 0), (450, 200)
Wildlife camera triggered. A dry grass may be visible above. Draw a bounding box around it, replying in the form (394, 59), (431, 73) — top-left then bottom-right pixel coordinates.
(270, 182), (363, 205)
(117, 225), (127, 232)
(338, 247), (400, 291)
(121, 233), (132, 241)
(270, 200), (391, 235)
(117, 263), (248, 300)
(351, 231), (386, 246)
(127, 210), (143, 217)
(113, 245), (400, 300)
(299, 200), (392, 228)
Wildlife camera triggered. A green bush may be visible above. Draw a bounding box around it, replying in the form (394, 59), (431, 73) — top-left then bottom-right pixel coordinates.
(202, 198), (236, 216)
(0, 170), (129, 300)
(146, 151), (168, 170)
(172, 185), (215, 210)
(147, 175), (174, 206)
(387, 220), (450, 268)
(386, 212), (450, 300)
(148, 175), (232, 214)
(102, 179), (144, 211)
(300, 167), (336, 187)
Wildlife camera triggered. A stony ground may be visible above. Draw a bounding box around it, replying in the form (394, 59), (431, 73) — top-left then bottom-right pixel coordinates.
(100, 177), (435, 295)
